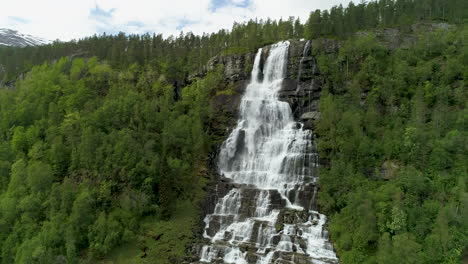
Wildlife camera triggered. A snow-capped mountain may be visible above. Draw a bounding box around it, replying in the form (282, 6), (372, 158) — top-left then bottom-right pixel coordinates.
(0, 28), (50, 47)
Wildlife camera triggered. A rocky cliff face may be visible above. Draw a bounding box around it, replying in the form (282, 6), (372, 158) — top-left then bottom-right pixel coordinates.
(204, 39), (330, 138)
(280, 40), (325, 130)
(193, 41), (339, 264)
(188, 40), (336, 263)
(199, 38), (330, 205)
(206, 54), (255, 144)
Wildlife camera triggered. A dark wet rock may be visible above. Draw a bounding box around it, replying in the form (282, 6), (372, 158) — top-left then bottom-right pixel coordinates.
(296, 183), (318, 210)
(292, 253), (310, 264)
(277, 40), (324, 120)
(271, 234), (282, 245)
(245, 252), (259, 263)
(205, 215), (225, 237)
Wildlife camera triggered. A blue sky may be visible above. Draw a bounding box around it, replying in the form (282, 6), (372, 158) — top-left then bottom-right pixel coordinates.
(0, 0), (350, 41)
(210, 0), (252, 11)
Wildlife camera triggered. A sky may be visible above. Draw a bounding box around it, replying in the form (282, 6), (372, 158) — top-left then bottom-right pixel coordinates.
(0, 0), (350, 41)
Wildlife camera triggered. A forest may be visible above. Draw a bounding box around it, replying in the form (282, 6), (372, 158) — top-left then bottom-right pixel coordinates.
(0, 56), (225, 262)
(315, 27), (467, 263)
(0, 0), (467, 263)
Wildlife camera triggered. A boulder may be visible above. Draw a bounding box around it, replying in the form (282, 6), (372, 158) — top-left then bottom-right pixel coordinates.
(300, 111), (321, 121)
(380, 160), (400, 180)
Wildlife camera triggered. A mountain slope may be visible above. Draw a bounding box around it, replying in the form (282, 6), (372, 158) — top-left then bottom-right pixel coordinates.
(0, 28), (49, 47)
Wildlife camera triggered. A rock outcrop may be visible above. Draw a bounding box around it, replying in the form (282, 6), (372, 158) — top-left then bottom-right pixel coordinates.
(205, 53), (255, 145)
(278, 40), (328, 132)
(207, 53), (256, 82)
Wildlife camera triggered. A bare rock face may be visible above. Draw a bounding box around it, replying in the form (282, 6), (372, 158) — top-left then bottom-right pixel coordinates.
(278, 40), (325, 120)
(200, 52), (257, 146)
(207, 53), (256, 82)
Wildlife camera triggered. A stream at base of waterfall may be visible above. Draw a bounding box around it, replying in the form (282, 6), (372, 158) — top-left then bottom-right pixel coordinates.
(199, 41), (339, 264)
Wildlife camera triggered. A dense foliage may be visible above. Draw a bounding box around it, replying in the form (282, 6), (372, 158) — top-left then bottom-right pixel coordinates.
(315, 26), (467, 263)
(0, 57), (222, 263)
(303, 0), (466, 39)
(0, 0), (467, 263)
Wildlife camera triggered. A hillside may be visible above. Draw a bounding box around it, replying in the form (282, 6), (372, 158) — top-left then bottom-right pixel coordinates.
(0, 0), (466, 263)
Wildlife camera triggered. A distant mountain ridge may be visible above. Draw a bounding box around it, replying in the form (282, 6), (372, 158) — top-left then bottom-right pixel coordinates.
(0, 28), (49, 47)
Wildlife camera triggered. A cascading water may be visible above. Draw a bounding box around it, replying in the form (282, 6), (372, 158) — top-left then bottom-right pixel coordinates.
(199, 41), (338, 264)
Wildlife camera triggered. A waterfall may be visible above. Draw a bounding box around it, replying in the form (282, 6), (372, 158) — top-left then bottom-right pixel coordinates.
(199, 41), (338, 264)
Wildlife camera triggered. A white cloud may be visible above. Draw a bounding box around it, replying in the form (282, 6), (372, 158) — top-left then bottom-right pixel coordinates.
(0, 0), (350, 41)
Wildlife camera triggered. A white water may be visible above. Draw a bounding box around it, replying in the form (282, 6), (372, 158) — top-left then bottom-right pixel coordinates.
(200, 41), (338, 264)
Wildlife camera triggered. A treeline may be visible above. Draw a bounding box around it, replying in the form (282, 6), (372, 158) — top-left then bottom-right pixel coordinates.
(315, 25), (467, 263)
(304, 0), (467, 39)
(1, 0), (467, 85)
(0, 57), (222, 263)
(0, 19), (302, 85)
